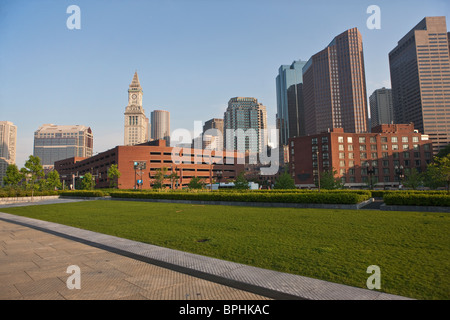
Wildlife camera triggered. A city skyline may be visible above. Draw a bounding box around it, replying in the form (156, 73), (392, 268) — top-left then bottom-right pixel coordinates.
(1, 1), (449, 167)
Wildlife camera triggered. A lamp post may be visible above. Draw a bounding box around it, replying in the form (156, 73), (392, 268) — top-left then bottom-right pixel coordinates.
(216, 170), (223, 189)
(395, 165), (404, 189)
(366, 163), (376, 190)
(316, 151), (321, 192)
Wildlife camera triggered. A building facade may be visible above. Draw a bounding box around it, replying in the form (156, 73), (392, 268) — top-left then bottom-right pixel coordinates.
(389, 16), (450, 154)
(370, 88), (394, 128)
(124, 72), (150, 146)
(302, 28), (369, 136)
(289, 124), (433, 188)
(55, 139), (245, 190)
(151, 110), (170, 146)
(0, 121), (17, 186)
(33, 124), (93, 169)
(202, 118), (224, 150)
(224, 97), (268, 155)
(276, 60), (308, 145)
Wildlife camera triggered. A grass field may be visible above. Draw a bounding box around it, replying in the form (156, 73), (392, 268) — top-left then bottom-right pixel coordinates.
(1, 200), (449, 300)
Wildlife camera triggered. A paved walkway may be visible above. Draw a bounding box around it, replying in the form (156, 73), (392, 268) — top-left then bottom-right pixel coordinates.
(0, 199), (412, 300)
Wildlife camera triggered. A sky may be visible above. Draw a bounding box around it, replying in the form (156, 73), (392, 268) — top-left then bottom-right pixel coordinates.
(1, 0), (449, 168)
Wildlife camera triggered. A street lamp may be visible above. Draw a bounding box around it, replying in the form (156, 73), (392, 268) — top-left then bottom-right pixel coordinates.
(216, 170), (223, 188)
(395, 165), (404, 189)
(316, 151), (321, 192)
(366, 163), (376, 190)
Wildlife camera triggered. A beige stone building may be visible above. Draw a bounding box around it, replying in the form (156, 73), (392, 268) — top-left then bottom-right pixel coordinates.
(0, 121), (17, 185)
(124, 72), (150, 146)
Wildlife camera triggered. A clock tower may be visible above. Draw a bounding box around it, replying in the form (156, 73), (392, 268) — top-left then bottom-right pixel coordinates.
(124, 72), (149, 146)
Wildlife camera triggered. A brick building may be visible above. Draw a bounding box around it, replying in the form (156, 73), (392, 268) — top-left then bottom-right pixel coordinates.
(289, 124), (433, 188)
(55, 140), (245, 190)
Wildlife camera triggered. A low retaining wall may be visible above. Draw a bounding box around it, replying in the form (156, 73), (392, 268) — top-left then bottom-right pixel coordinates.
(0, 195), (60, 205)
(380, 203), (450, 213)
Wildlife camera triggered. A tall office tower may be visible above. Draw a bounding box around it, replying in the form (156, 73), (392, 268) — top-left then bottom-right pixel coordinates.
(0, 121), (17, 186)
(302, 28), (369, 136)
(276, 60), (308, 146)
(151, 110), (170, 146)
(224, 97), (267, 154)
(33, 124), (93, 169)
(202, 118), (224, 150)
(370, 88), (394, 128)
(389, 16), (450, 153)
(124, 72), (150, 146)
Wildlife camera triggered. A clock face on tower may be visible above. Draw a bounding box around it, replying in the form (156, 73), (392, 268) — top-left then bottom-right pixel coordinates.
(132, 94), (137, 99)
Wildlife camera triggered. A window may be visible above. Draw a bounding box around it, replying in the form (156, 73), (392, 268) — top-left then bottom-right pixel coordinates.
(381, 137), (388, 143)
(403, 152), (410, 158)
(322, 137), (328, 143)
(312, 138), (318, 145)
(402, 137), (409, 143)
(339, 152), (345, 159)
(403, 144), (409, 150)
(359, 137), (366, 144)
(339, 144), (344, 151)
(413, 145), (419, 151)
(383, 168), (390, 174)
(340, 160), (345, 167)
(322, 145), (329, 151)
(414, 152), (421, 158)
(370, 137), (376, 143)
(348, 144), (353, 151)
(371, 153), (377, 159)
(415, 160), (421, 166)
(371, 145), (377, 151)
(312, 146), (318, 152)
(383, 160), (389, 167)
(393, 152), (399, 159)
(323, 153), (329, 160)
(338, 136), (344, 143)
(347, 137), (353, 143)
(382, 145), (388, 151)
(360, 145), (366, 151)
(349, 153), (354, 159)
(392, 145), (399, 150)
(413, 137), (419, 143)
(382, 152), (389, 159)
(349, 161), (355, 168)
(361, 153), (367, 159)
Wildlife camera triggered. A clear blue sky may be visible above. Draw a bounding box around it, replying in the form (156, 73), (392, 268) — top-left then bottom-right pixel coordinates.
(1, 0), (449, 167)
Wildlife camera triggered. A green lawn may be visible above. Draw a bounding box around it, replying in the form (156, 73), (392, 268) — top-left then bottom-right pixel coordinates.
(1, 200), (449, 300)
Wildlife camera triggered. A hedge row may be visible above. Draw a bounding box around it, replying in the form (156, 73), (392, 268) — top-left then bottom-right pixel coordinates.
(0, 190), (61, 198)
(60, 190), (106, 197)
(109, 191), (370, 205)
(372, 190), (448, 198)
(383, 193), (450, 207)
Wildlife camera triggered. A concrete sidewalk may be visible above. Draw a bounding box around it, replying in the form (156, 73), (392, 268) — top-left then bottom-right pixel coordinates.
(0, 208), (412, 300)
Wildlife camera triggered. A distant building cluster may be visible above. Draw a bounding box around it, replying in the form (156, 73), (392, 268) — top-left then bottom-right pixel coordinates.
(2, 16), (449, 189)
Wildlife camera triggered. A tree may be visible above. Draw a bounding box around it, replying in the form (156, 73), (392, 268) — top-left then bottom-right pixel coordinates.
(234, 172), (249, 190)
(3, 164), (23, 188)
(81, 172), (95, 190)
(187, 176), (205, 190)
(318, 169), (343, 190)
(20, 155), (45, 199)
(152, 167), (168, 189)
(107, 164), (121, 188)
(273, 171), (296, 190)
(427, 154), (450, 193)
(402, 168), (423, 190)
(45, 170), (62, 190)
(169, 170), (180, 189)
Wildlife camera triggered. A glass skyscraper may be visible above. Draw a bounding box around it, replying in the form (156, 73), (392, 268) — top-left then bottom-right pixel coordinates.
(276, 60), (307, 147)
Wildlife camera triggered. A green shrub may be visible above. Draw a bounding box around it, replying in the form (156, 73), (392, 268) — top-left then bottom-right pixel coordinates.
(383, 193), (450, 207)
(0, 189), (61, 198)
(109, 191), (370, 205)
(60, 190), (105, 198)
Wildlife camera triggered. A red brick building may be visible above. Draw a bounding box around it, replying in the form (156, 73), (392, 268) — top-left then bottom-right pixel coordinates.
(289, 124), (434, 188)
(55, 140), (245, 190)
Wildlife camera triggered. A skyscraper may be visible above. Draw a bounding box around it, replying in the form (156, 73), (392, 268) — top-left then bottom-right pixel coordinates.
(224, 97), (267, 154)
(0, 121), (17, 186)
(33, 124), (93, 169)
(151, 110), (170, 146)
(276, 60), (308, 146)
(369, 88), (394, 128)
(203, 118), (224, 150)
(389, 16), (450, 153)
(124, 72), (150, 146)
(302, 28), (369, 136)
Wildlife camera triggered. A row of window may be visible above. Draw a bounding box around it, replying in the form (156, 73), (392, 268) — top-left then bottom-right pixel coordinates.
(310, 135), (422, 145)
